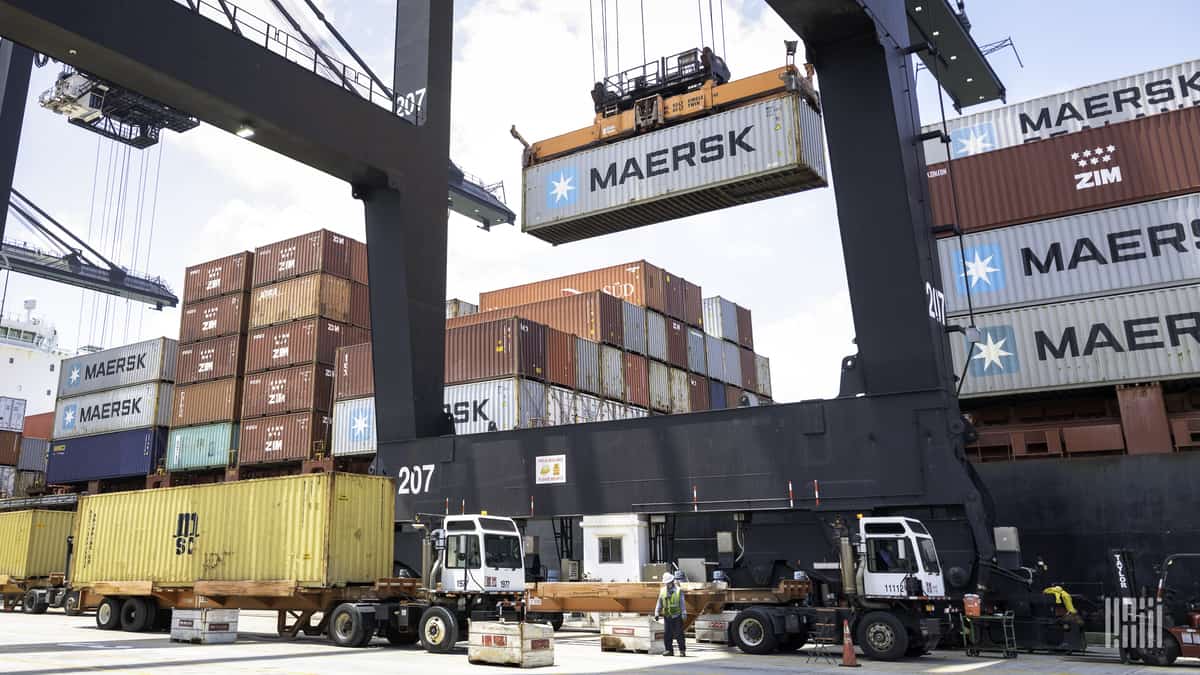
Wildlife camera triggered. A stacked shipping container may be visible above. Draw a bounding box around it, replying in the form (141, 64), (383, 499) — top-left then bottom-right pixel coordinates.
(0, 396), (26, 496)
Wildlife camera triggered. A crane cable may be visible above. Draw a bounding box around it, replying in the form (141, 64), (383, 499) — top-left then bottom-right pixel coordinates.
(697, 1), (705, 49)
(719, 0), (727, 60)
(639, 0), (646, 66)
(589, 0), (596, 83)
(138, 140), (164, 338)
(75, 136), (102, 350)
(600, 0), (609, 80)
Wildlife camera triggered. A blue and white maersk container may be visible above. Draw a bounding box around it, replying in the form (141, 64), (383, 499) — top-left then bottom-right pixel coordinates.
(332, 397), (377, 457)
(167, 423), (238, 471)
(56, 337), (177, 397)
(444, 378), (546, 435)
(52, 382), (173, 440)
(46, 427), (168, 483)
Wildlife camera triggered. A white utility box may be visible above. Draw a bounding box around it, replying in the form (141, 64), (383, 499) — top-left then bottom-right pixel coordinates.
(600, 616), (666, 654)
(467, 621), (555, 668)
(170, 608), (239, 644)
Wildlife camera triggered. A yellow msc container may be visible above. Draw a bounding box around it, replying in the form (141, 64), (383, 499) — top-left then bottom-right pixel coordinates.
(72, 473), (393, 588)
(0, 510), (75, 579)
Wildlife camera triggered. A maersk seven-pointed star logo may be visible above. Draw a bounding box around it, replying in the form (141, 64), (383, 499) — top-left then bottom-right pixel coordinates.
(967, 325), (1019, 377)
(67, 366), (81, 386)
(352, 411), (372, 438)
(950, 122), (997, 158)
(951, 243), (1006, 296)
(546, 167), (578, 209)
(62, 403), (78, 430)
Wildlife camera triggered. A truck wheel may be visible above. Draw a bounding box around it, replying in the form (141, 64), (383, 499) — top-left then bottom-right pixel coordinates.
(385, 623), (419, 646)
(419, 606), (459, 653)
(64, 591), (84, 617)
(96, 598), (122, 630)
(731, 608), (779, 655)
(119, 598), (155, 632)
(1142, 633), (1180, 667)
(329, 603), (370, 647)
(23, 590), (49, 614)
(856, 612), (908, 661)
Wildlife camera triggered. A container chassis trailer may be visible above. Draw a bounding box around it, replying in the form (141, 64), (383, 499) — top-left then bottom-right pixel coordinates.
(0, 573), (83, 615)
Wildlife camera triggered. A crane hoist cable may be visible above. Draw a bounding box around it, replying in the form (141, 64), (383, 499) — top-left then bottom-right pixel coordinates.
(639, 0), (646, 66)
(138, 141), (164, 338)
(589, 0), (597, 83)
(697, 1), (705, 50)
(719, 0), (727, 60)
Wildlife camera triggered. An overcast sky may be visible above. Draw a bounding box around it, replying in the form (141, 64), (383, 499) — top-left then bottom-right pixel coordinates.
(2, 0), (1197, 402)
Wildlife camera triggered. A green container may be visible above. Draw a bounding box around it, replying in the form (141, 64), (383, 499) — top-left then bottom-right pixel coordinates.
(167, 423), (238, 471)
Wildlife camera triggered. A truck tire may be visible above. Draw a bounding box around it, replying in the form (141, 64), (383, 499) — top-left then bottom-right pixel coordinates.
(856, 612), (908, 661)
(96, 598), (122, 630)
(119, 598), (155, 632)
(419, 606), (459, 653)
(329, 603), (370, 647)
(731, 608), (779, 655)
(1142, 633), (1180, 667)
(23, 590), (48, 614)
(63, 591), (84, 617)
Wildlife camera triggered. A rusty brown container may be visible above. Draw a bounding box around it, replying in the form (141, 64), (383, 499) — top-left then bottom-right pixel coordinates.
(249, 273), (352, 329)
(179, 294), (249, 344)
(928, 105), (1200, 233)
(663, 272), (685, 321)
(242, 363), (335, 419)
(0, 430), (19, 465)
(445, 317), (547, 385)
(175, 335), (244, 385)
(252, 229), (364, 286)
(447, 291), (624, 347)
(478, 260), (666, 314)
(739, 348), (758, 395)
(688, 374), (710, 412)
(348, 239), (369, 285)
(350, 282), (371, 329)
(171, 379), (243, 427)
(245, 318), (369, 374)
(334, 342), (374, 401)
(545, 328), (576, 389)
(238, 412), (330, 465)
(683, 280), (703, 328)
(735, 305), (754, 350)
(182, 251), (254, 304)
(665, 318), (688, 369)
(725, 384), (744, 408)
(624, 353), (649, 409)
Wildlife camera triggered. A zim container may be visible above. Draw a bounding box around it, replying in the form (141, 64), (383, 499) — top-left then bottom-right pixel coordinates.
(545, 328), (576, 389)
(665, 319), (688, 369)
(249, 273), (352, 329)
(703, 297), (739, 344)
(179, 294), (249, 344)
(70, 473), (393, 586)
(167, 423), (238, 471)
(242, 364), (335, 419)
(175, 335), (244, 385)
(46, 427), (168, 484)
(522, 91), (827, 244)
(623, 352), (650, 409)
(448, 291), (624, 347)
(0, 510), (74, 578)
(479, 260), (666, 314)
(334, 342), (374, 401)
(57, 338), (177, 398)
(332, 396), (376, 457)
(350, 282), (371, 329)
(53, 382), (173, 440)
(444, 378), (547, 434)
(171, 378), (242, 427)
(182, 251), (254, 304)
(445, 318), (546, 385)
(575, 337), (600, 395)
(245, 318), (369, 374)
(238, 412), (331, 464)
(252, 229), (368, 286)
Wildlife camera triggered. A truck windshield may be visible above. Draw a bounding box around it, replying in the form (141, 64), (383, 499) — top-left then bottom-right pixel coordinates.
(917, 537), (941, 574)
(485, 534), (522, 569)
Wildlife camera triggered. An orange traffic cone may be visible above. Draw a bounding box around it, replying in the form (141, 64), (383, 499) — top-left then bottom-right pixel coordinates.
(840, 619), (860, 668)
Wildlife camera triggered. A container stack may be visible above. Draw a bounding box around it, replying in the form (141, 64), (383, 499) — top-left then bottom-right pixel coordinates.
(701, 296), (772, 408)
(0, 396), (26, 497)
(922, 58), (1200, 460)
(331, 342), (375, 468)
(238, 230), (370, 477)
(14, 409), (50, 498)
(46, 338), (176, 492)
(164, 252), (254, 485)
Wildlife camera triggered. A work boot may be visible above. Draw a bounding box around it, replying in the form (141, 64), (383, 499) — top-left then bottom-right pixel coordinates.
(662, 651), (674, 657)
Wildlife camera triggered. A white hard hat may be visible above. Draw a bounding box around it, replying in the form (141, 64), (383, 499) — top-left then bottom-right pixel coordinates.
(662, 572), (674, 584)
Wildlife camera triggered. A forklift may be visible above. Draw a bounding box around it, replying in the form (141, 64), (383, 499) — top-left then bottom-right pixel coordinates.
(1111, 550), (1200, 667)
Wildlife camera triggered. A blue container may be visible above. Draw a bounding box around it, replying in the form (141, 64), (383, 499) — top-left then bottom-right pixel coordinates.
(709, 379), (727, 410)
(47, 427), (167, 484)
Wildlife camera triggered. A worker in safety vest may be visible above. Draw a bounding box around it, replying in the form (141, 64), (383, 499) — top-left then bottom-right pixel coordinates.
(654, 572), (687, 657)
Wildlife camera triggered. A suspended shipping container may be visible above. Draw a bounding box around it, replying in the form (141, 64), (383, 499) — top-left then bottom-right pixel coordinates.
(688, 374), (710, 412)
(928, 104), (1200, 234)
(546, 386), (576, 426)
(951, 284), (1200, 397)
(478, 260), (666, 314)
(686, 327), (707, 374)
(17, 437), (48, 472)
(443, 378), (546, 434)
(683, 280), (703, 328)
(70, 473), (392, 586)
(334, 342), (373, 401)
(0, 430), (18, 465)
(0, 396), (26, 432)
(445, 318), (546, 385)
(249, 273), (353, 329)
(46, 427), (168, 484)
(600, 345), (624, 401)
(545, 328), (576, 389)
(53, 382), (173, 440)
(646, 310), (668, 362)
(242, 364), (335, 418)
(171, 378), (242, 428)
(666, 318), (687, 369)
(668, 368), (690, 415)
(252, 229), (367, 286)
(446, 298), (479, 319)
(174, 335), (244, 385)
(703, 297), (739, 344)
(183, 251), (254, 304)
(0, 510), (74, 579)
(167, 423), (238, 471)
(448, 291), (624, 347)
(705, 334), (725, 382)
(331, 397), (376, 457)
(622, 302), (647, 355)
(179, 294), (249, 344)
(939, 193), (1200, 315)
(575, 337), (600, 395)
(722, 341), (743, 388)
(238, 412), (330, 465)
(922, 59), (1200, 164)
(754, 354), (773, 398)
(648, 360), (670, 412)
(245, 318), (368, 374)
(521, 90), (827, 244)
(57, 338), (176, 398)
(624, 352), (650, 409)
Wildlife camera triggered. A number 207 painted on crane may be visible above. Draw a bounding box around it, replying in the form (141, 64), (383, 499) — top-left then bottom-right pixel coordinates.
(925, 282), (947, 325)
(398, 464), (435, 495)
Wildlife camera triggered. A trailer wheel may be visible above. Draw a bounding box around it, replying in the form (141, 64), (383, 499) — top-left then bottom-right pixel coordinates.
(856, 612), (908, 661)
(731, 609), (778, 655)
(119, 598), (155, 632)
(329, 603), (370, 647)
(1142, 633), (1180, 667)
(96, 598), (122, 630)
(63, 591), (84, 617)
(23, 590), (48, 614)
(419, 606), (459, 653)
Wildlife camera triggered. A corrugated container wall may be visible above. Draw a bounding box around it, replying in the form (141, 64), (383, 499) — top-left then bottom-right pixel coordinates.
(446, 298), (479, 319)
(624, 353), (650, 409)
(705, 334), (725, 382)
(171, 379), (241, 427)
(726, 384), (744, 408)
(703, 297), (739, 344)
(0, 431), (19, 465)
(686, 328), (707, 374)
(666, 319), (688, 369)
(668, 368), (690, 414)
(648, 361), (670, 412)
(664, 273), (685, 321)
(350, 282), (371, 329)
(0, 510), (74, 578)
(332, 397), (376, 456)
(546, 386), (576, 425)
(253, 230), (367, 286)
(683, 280), (703, 328)
(922, 59), (1200, 164)
(334, 342), (374, 400)
(18, 437), (48, 472)
(600, 345), (624, 400)
(46, 427), (168, 484)
(739, 348), (758, 394)
(951, 284), (1200, 397)
(623, 302), (647, 355)
(754, 355), (773, 398)
(448, 291), (624, 347)
(53, 382), (173, 439)
(688, 374), (710, 412)
(444, 378), (546, 434)
(249, 274), (352, 328)
(522, 91), (827, 244)
(241, 364), (335, 418)
(545, 328), (576, 389)
(180, 294), (249, 344)
(928, 105), (1200, 234)
(14, 471), (43, 498)
(167, 423), (238, 471)
(938, 193), (1200, 315)
(245, 319), (368, 374)
(239, 412), (330, 464)
(0, 396), (27, 432)
(576, 393), (602, 423)
(646, 311), (668, 362)
(57, 338), (176, 397)
(575, 338), (600, 395)
(22, 412), (52, 440)
(70, 473), (392, 586)
(479, 261), (666, 314)
(736, 305), (754, 350)
(709, 379), (727, 409)
(183, 251), (254, 304)
(175, 335), (244, 385)
(445, 318), (546, 385)
(0, 465), (13, 495)
(722, 341), (743, 388)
